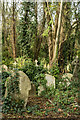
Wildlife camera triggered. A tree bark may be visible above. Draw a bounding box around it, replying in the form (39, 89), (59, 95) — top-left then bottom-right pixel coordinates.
(34, 2), (38, 60)
(45, 2), (53, 68)
(2, 1), (6, 46)
(53, 0), (63, 62)
(12, 0), (16, 59)
(34, 2), (46, 61)
(58, 3), (72, 72)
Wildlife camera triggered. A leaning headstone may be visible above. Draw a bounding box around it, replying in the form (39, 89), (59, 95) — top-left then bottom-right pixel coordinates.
(38, 74), (55, 96)
(5, 71), (31, 108)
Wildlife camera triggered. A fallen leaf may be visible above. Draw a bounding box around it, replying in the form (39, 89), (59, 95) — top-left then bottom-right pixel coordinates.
(74, 107), (77, 110)
(58, 108), (63, 112)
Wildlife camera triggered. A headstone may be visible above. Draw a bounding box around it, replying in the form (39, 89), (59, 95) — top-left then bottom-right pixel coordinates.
(45, 74), (55, 88)
(38, 74), (55, 96)
(35, 60), (38, 66)
(38, 85), (45, 96)
(62, 73), (73, 86)
(5, 71), (31, 108)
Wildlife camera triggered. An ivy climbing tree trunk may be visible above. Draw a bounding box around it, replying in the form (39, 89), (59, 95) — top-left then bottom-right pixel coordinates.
(58, 3), (72, 72)
(34, 2), (38, 60)
(46, 2), (53, 68)
(34, 2), (46, 61)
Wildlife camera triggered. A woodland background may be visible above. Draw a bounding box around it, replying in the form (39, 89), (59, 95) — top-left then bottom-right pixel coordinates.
(1, 0), (80, 119)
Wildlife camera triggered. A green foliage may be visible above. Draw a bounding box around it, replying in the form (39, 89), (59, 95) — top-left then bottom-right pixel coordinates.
(3, 96), (25, 114)
(2, 71), (10, 97)
(15, 56), (27, 69)
(21, 60), (48, 88)
(34, 73), (47, 87)
(2, 57), (14, 67)
(49, 63), (59, 78)
(41, 85), (55, 99)
(49, 63), (60, 88)
(17, 2), (36, 58)
(42, 27), (49, 37)
(26, 105), (40, 114)
(6, 71), (20, 95)
(53, 76), (79, 111)
(54, 89), (75, 108)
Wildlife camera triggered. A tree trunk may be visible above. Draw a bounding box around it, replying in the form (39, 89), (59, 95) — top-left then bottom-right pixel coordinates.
(34, 2), (38, 60)
(2, 1), (6, 46)
(34, 2), (46, 61)
(46, 2), (53, 68)
(53, 0), (63, 62)
(52, 5), (59, 65)
(12, 0), (16, 59)
(58, 3), (71, 72)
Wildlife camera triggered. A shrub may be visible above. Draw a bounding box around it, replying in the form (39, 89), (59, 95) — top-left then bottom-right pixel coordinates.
(49, 63), (60, 79)
(40, 85), (55, 99)
(2, 57), (14, 67)
(53, 76), (79, 110)
(21, 61), (48, 89)
(2, 71), (10, 97)
(49, 63), (60, 88)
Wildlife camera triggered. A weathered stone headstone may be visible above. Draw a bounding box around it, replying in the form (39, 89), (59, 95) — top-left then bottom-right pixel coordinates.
(61, 73), (73, 86)
(45, 74), (55, 88)
(38, 74), (55, 96)
(5, 71), (31, 108)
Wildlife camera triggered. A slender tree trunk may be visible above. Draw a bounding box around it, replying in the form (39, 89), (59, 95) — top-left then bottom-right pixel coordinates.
(2, 1), (6, 46)
(58, 3), (71, 72)
(53, 0), (63, 62)
(34, 2), (46, 61)
(45, 2), (53, 68)
(12, 0), (16, 59)
(52, 6), (59, 65)
(34, 2), (38, 60)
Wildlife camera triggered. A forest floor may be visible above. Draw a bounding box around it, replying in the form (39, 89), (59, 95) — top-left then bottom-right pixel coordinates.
(2, 96), (80, 120)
